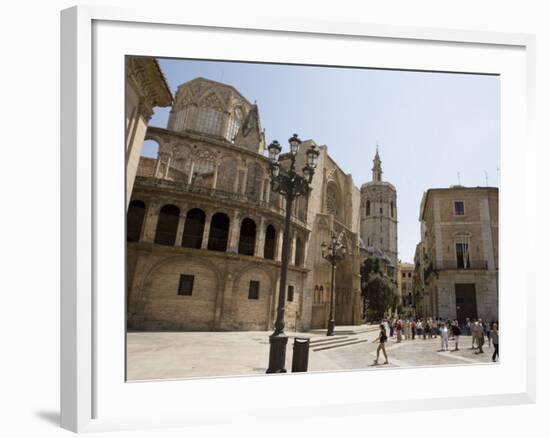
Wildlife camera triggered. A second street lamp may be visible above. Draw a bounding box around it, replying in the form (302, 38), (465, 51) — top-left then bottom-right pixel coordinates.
(321, 231), (347, 337)
(266, 134), (319, 374)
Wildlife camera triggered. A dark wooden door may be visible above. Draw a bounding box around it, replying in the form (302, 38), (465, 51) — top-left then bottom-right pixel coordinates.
(455, 283), (477, 323)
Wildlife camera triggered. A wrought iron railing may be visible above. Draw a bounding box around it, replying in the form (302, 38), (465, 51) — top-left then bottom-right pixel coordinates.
(436, 260), (489, 270)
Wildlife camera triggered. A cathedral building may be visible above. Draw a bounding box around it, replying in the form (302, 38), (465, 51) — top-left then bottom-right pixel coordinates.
(126, 71), (363, 332)
(359, 149), (399, 279)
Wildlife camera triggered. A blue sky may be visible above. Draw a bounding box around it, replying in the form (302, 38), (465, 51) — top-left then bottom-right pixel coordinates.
(143, 58), (499, 263)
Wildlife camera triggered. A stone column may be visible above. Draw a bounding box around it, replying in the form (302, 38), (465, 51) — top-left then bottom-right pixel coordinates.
(254, 217), (266, 258)
(175, 209), (187, 247)
(259, 178), (265, 201)
(227, 211), (241, 253)
(433, 198), (444, 268)
(275, 228), (284, 261)
(141, 201), (161, 243)
(289, 230), (297, 266)
(301, 234), (310, 268)
(187, 161), (195, 185)
(212, 163), (219, 189)
(480, 198), (496, 270)
(264, 179), (271, 203)
(201, 213), (212, 250)
(241, 165), (248, 195)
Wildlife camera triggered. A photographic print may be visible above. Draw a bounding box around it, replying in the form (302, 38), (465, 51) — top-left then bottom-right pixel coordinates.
(125, 56), (499, 380)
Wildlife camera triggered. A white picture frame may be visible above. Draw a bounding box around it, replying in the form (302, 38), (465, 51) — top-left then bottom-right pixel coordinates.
(60, 5), (536, 433)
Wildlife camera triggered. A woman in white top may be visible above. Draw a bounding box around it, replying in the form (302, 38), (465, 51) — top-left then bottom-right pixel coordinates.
(439, 323), (449, 351)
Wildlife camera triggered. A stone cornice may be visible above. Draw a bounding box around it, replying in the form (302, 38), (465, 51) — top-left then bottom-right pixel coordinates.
(146, 126), (272, 164)
(127, 57), (173, 110)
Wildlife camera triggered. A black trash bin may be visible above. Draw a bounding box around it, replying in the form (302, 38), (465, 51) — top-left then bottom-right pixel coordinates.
(291, 337), (310, 372)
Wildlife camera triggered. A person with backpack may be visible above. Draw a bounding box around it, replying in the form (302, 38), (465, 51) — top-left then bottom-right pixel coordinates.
(372, 323), (389, 365)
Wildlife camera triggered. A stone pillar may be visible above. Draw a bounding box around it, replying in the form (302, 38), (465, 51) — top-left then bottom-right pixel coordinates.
(201, 213), (212, 250)
(241, 165), (248, 195)
(433, 198), (444, 268)
(301, 234), (310, 268)
(227, 211), (241, 253)
(289, 231), (297, 266)
(264, 179), (271, 203)
(175, 210), (187, 247)
(259, 178), (265, 201)
(212, 163), (219, 189)
(275, 228), (284, 261)
(480, 198), (496, 270)
(141, 201), (161, 243)
(254, 217), (266, 258)
(187, 161), (195, 185)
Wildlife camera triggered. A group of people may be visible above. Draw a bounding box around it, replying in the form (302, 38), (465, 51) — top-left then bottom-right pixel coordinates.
(372, 316), (499, 365)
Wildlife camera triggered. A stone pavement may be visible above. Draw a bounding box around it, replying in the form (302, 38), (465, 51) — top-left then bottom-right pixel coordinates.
(126, 325), (496, 381)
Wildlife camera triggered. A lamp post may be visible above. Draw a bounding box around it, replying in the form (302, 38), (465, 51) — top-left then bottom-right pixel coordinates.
(266, 134), (319, 374)
(321, 231), (347, 336)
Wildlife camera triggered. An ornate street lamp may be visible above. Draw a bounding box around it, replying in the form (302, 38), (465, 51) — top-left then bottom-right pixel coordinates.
(266, 134), (319, 374)
(321, 231), (347, 336)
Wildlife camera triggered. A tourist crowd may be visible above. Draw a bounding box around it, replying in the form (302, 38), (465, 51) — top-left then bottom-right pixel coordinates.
(372, 316), (499, 365)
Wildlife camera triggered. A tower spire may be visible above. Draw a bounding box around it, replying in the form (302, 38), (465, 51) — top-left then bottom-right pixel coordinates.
(372, 145), (382, 182)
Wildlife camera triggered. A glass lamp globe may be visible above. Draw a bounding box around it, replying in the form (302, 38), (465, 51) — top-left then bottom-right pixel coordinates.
(268, 140), (281, 161)
(288, 133), (301, 155)
(306, 144), (319, 168)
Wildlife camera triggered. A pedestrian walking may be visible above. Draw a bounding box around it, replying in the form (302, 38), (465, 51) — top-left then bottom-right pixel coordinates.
(383, 319), (390, 341)
(372, 323), (389, 365)
(471, 320), (478, 349)
(475, 319), (485, 354)
(396, 317), (403, 343)
(439, 323), (449, 351)
(411, 319), (416, 340)
(424, 319), (431, 340)
(490, 322), (499, 362)
(451, 320), (461, 351)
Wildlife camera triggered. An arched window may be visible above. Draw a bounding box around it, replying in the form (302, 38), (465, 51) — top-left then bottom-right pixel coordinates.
(207, 213), (230, 251)
(127, 200), (146, 242)
(238, 218), (257, 256)
(154, 204), (180, 245)
(264, 224), (276, 260)
(391, 201), (394, 218)
(295, 237), (304, 267)
(366, 200), (371, 216)
(182, 208), (206, 249)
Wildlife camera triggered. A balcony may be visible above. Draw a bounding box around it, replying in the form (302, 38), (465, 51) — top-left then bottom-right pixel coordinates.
(134, 176), (307, 225)
(437, 260), (488, 270)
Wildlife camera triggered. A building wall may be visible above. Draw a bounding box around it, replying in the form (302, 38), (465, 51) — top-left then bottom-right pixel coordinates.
(301, 145), (363, 328)
(417, 187), (499, 321)
(127, 77), (364, 332)
(125, 57), (172, 208)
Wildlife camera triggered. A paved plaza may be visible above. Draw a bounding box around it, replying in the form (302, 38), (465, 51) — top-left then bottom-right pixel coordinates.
(126, 325), (497, 381)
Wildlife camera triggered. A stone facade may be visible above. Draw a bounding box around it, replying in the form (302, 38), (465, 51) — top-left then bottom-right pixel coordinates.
(127, 76), (362, 332)
(415, 186), (499, 322)
(126, 57), (172, 207)
(359, 149), (398, 278)
(397, 262), (415, 308)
